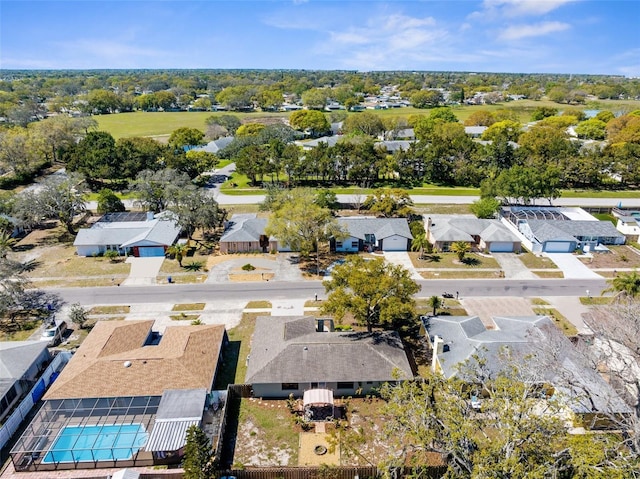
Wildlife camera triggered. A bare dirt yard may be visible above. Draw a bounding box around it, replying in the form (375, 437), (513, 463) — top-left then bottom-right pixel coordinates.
(579, 245), (640, 269)
(232, 397), (391, 468)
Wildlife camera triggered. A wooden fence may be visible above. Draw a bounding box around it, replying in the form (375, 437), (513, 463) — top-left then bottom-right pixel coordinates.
(215, 465), (378, 479)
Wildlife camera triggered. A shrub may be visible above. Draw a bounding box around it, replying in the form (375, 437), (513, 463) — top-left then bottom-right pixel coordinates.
(184, 261), (204, 271)
(241, 263), (256, 271)
(103, 249), (120, 262)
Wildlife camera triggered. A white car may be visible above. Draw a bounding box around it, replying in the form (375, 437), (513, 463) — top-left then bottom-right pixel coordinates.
(40, 320), (67, 347)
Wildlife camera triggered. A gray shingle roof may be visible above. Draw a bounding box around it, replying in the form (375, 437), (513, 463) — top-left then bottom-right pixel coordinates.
(246, 316), (413, 385)
(74, 213), (180, 248)
(375, 140), (415, 152)
(337, 217), (412, 241)
(192, 136), (234, 154)
(424, 315), (631, 414)
(0, 341), (49, 380)
(429, 217), (519, 243)
(0, 341), (49, 398)
(219, 214), (269, 243)
(527, 219), (625, 242)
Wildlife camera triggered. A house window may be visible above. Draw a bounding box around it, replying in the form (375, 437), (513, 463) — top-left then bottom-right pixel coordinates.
(336, 242), (343, 248)
(337, 381), (353, 389)
(282, 383), (299, 391)
(351, 241), (358, 248)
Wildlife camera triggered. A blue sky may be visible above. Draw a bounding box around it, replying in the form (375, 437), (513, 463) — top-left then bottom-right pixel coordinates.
(1, 0), (638, 75)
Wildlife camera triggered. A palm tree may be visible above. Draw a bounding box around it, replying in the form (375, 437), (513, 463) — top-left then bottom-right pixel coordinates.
(428, 295), (442, 316)
(450, 241), (471, 262)
(0, 232), (16, 259)
(604, 270), (640, 298)
(167, 243), (189, 267)
(411, 233), (430, 260)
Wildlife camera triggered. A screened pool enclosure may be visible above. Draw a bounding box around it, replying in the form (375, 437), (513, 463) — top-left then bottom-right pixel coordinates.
(10, 396), (160, 471)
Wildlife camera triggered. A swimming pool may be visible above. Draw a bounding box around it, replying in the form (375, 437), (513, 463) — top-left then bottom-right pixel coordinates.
(42, 424), (148, 464)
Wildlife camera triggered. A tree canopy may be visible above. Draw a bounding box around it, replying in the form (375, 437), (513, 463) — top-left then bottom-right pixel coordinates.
(265, 188), (346, 258)
(321, 256), (420, 332)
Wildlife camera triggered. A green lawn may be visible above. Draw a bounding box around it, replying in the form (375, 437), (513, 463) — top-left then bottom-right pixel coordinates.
(95, 111), (291, 139)
(94, 99), (640, 140)
(409, 251), (500, 269)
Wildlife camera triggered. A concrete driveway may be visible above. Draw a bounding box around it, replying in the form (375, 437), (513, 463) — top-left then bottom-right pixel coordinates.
(462, 297), (535, 325)
(121, 257), (165, 286)
(382, 251), (423, 280)
(492, 253), (537, 279)
(544, 253), (603, 279)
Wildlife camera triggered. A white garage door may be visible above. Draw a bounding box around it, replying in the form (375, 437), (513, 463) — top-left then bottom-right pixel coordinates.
(489, 242), (514, 253)
(381, 236), (407, 251)
(544, 241), (573, 253)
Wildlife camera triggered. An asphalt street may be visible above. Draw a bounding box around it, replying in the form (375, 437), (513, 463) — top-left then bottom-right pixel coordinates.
(49, 278), (609, 306)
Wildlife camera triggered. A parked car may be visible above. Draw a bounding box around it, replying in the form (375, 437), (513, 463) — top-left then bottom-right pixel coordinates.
(40, 320), (67, 346)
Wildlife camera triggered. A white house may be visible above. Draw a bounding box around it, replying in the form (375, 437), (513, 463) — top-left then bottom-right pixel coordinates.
(332, 217), (413, 253)
(73, 212), (181, 257)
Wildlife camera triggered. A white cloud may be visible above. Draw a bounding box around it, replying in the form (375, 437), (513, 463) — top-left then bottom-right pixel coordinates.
(498, 21), (570, 40)
(483, 0), (576, 17)
(319, 13), (449, 70)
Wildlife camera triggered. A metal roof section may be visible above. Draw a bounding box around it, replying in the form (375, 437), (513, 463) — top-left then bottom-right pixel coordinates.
(145, 389), (207, 452)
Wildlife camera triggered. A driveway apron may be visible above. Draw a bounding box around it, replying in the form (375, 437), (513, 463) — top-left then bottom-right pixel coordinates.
(382, 252), (422, 280)
(121, 257), (165, 286)
(492, 253), (537, 279)
(544, 253), (603, 279)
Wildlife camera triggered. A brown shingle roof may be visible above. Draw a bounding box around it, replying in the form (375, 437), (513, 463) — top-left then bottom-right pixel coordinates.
(45, 320), (226, 399)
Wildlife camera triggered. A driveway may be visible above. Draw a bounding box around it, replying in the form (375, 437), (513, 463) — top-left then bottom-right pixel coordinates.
(121, 257), (165, 286)
(492, 253), (537, 279)
(382, 251), (423, 280)
(544, 253), (603, 279)
(461, 297), (535, 325)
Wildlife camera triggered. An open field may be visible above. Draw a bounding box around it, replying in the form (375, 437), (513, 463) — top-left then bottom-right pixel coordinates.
(95, 99), (640, 139)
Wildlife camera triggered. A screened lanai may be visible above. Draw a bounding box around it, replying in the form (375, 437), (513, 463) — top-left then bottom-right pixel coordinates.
(10, 396), (160, 472)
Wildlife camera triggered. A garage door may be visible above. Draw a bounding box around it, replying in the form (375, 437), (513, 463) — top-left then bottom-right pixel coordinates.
(544, 241), (573, 253)
(381, 236), (407, 251)
(138, 246), (166, 257)
(489, 242), (514, 253)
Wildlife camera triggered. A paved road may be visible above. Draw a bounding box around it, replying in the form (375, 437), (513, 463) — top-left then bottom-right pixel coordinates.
(212, 192), (640, 207)
(48, 278), (609, 306)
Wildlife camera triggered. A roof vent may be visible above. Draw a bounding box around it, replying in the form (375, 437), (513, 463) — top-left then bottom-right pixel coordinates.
(124, 361), (132, 368)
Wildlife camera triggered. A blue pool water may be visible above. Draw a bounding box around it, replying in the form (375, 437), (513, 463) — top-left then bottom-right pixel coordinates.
(42, 424), (148, 463)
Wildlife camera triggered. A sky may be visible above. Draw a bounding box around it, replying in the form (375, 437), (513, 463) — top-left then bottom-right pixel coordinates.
(0, 0), (638, 76)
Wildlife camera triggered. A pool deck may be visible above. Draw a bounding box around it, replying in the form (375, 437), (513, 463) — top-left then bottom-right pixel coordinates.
(0, 463), (183, 478)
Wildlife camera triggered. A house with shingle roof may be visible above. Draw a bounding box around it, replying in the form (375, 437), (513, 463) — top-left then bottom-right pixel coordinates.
(246, 316), (414, 398)
(427, 215), (521, 253)
(45, 320), (227, 400)
(10, 321), (228, 472)
(218, 213), (291, 253)
(332, 217), (413, 252)
(0, 341), (51, 423)
(422, 315), (632, 424)
(190, 136), (234, 154)
(501, 206), (625, 253)
(74, 211), (181, 257)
